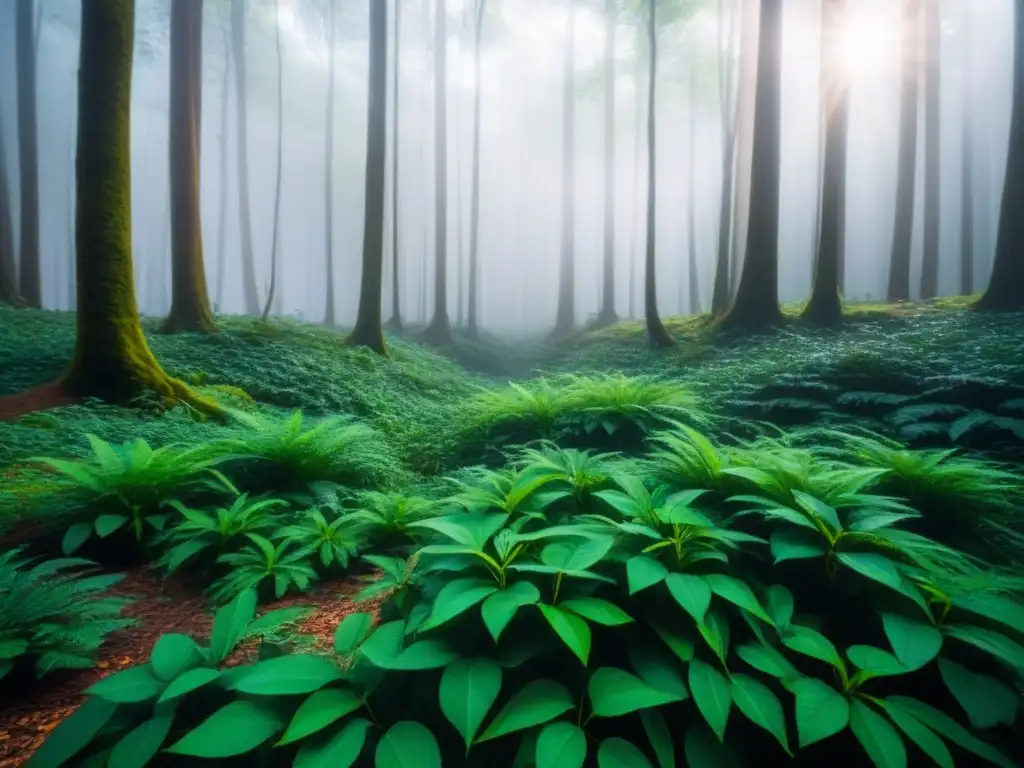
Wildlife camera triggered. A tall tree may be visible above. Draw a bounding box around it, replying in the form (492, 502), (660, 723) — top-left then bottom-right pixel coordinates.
(919, 0), (941, 299)
(163, 0), (216, 333)
(424, 0), (453, 344)
(261, 0), (285, 321)
(596, 0), (618, 326)
(729, 0), (759, 298)
(0, 94), (24, 307)
(347, 0), (389, 354)
(644, 0), (673, 347)
(629, 45), (644, 319)
(552, 0), (577, 338)
(324, 0), (338, 325)
(466, 0), (486, 338)
(720, 0), (783, 330)
(230, 0), (260, 314)
(711, 0), (738, 314)
(686, 29), (702, 315)
(215, 7), (230, 311)
(386, 0), (404, 332)
(959, 0), (975, 295)
(887, 0), (921, 301)
(975, 0), (1023, 311)
(16, 0), (40, 307)
(804, 0), (849, 325)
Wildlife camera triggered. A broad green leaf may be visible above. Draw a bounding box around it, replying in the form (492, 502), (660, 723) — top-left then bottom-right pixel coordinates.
(736, 643), (800, 680)
(880, 612), (942, 670)
(439, 658), (502, 751)
(277, 688), (363, 746)
(165, 700), (282, 757)
(730, 674), (791, 754)
(62, 522), (93, 555)
(937, 658), (1018, 729)
(696, 610), (731, 665)
(597, 738), (654, 768)
(536, 722), (586, 768)
(294, 718), (372, 768)
(95, 514), (129, 538)
(847, 645), (907, 678)
(149, 634), (202, 683)
(887, 696), (1014, 768)
(649, 621), (695, 663)
(765, 585), (794, 628)
(561, 597), (632, 626)
(943, 624), (1024, 673)
(358, 620), (406, 667)
(688, 658), (731, 742)
(875, 701), (954, 768)
(628, 645), (689, 699)
(209, 589), (258, 663)
(626, 555), (669, 595)
(481, 581), (541, 642)
(86, 665), (165, 703)
(769, 529), (827, 564)
(477, 679), (575, 742)
(375, 721), (441, 768)
(232, 655), (342, 695)
(538, 605), (591, 665)
(849, 699), (906, 768)
(107, 708), (175, 768)
(157, 667), (221, 703)
(684, 722), (740, 768)
(540, 537), (614, 572)
(782, 625), (845, 672)
(412, 512), (507, 550)
(334, 613), (375, 655)
(23, 697), (118, 768)
(665, 573), (711, 623)
(792, 677), (849, 747)
(792, 491), (842, 532)
(588, 667), (684, 717)
(640, 709), (675, 768)
(421, 578), (498, 631)
(387, 640), (460, 671)
(837, 553), (928, 615)
(704, 574), (774, 625)
(952, 592), (1024, 636)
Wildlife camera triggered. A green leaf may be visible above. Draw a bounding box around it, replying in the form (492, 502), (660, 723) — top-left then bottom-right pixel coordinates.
(937, 658), (1018, 729)
(703, 574), (774, 625)
(952, 592), (1024, 636)
(95, 514), (129, 538)
(849, 699), (906, 768)
(792, 677), (849, 747)
(792, 491), (842, 532)
(107, 708), (175, 768)
(165, 700), (282, 758)
(626, 555), (668, 595)
(334, 613), (376, 655)
(538, 605), (591, 665)
(887, 696), (1014, 768)
(232, 654), (342, 695)
(765, 585), (794, 628)
(665, 573), (711, 623)
(358, 620), (406, 667)
(880, 612), (942, 670)
(943, 624), (1024, 673)
(477, 679), (575, 743)
(157, 667), (221, 703)
(769, 529), (827, 564)
(875, 700), (954, 768)
(293, 718), (372, 768)
(730, 674), (791, 755)
(640, 709), (674, 768)
(588, 667), (684, 717)
(736, 643), (800, 680)
(412, 512), (507, 550)
(481, 581), (540, 642)
(536, 722), (586, 768)
(782, 625), (845, 672)
(847, 646), (907, 677)
(561, 597), (632, 626)
(421, 578), (498, 631)
(387, 639), (460, 671)
(22, 697), (118, 768)
(688, 658), (731, 742)
(86, 665), (165, 703)
(684, 722), (740, 768)
(277, 688), (363, 746)
(62, 522), (93, 555)
(540, 537), (613, 572)
(837, 553), (928, 614)
(597, 738), (654, 768)
(439, 658), (502, 752)
(149, 634), (202, 683)
(209, 589), (258, 663)
(375, 721), (441, 768)
(649, 621), (695, 663)
(628, 645), (689, 699)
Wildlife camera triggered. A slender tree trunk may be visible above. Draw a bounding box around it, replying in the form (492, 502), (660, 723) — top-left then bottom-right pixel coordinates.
(686, 37), (702, 315)
(424, 0), (452, 343)
(215, 8), (230, 312)
(386, 0), (404, 332)
(920, 0), (941, 299)
(887, 0), (921, 301)
(467, 0), (486, 338)
(959, 1), (974, 295)
(552, 0), (577, 337)
(347, 0), (389, 353)
(730, 0), (759, 300)
(804, 0), (848, 326)
(231, 0), (260, 315)
(629, 50), (643, 320)
(596, 0), (618, 326)
(720, 0), (783, 331)
(644, 0), (673, 347)
(324, 0), (337, 325)
(0, 95), (24, 306)
(975, 0), (1023, 311)
(711, 0), (738, 315)
(261, 0), (285, 321)
(163, 0), (216, 333)
(16, 0), (41, 307)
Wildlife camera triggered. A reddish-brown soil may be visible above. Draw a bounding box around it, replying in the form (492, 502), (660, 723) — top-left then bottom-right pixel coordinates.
(0, 382), (80, 423)
(0, 567), (381, 767)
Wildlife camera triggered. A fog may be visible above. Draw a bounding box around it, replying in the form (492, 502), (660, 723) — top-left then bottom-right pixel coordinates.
(0, 0), (1015, 334)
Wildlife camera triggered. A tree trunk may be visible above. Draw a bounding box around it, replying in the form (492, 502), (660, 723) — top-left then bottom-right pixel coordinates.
(975, 0), (1023, 311)
(163, 0), (216, 333)
(261, 0), (285, 321)
(711, 0), (738, 315)
(231, 0), (260, 315)
(596, 0), (618, 326)
(959, 1), (974, 295)
(347, 0), (389, 354)
(552, 0), (577, 338)
(424, 0), (452, 344)
(919, 0), (941, 299)
(0, 94), (24, 306)
(686, 37), (702, 315)
(386, 0), (404, 332)
(887, 0), (921, 301)
(644, 0), (673, 347)
(629, 49), (643, 320)
(215, 8), (230, 312)
(466, 0), (485, 338)
(324, 0), (337, 325)
(720, 0), (783, 331)
(16, 0), (41, 307)
(804, 0), (848, 326)
(729, 0), (759, 300)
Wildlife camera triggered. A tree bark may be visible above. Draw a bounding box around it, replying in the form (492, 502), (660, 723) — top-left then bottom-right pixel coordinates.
(347, 0), (389, 354)
(596, 0), (618, 326)
(16, 0), (41, 307)
(0, 94), (24, 307)
(215, 7), (230, 312)
(919, 0), (941, 299)
(686, 35), (702, 315)
(324, 0), (337, 326)
(261, 0), (285, 321)
(230, 0), (260, 315)
(629, 49), (644, 320)
(729, 0), (759, 300)
(163, 0), (216, 333)
(466, 0), (486, 338)
(959, 1), (974, 295)
(386, 0), (404, 332)
(552, 0), (577, 338)
(711, 0), (738, 315)
(720, 0), (783, 331)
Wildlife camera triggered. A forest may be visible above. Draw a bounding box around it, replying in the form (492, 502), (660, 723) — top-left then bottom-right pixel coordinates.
(0, 0), (1022, 765)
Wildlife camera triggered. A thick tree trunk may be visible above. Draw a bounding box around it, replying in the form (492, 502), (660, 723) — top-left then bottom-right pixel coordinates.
(466, 0), (485, 338)
(959, 3), (974, 295)
(919, 0), (941, 299)
(720, 0), (783, 331)
(347, 0), (389, 354)
(552, 0), (577, 338)
(686, 40), (702, 316)
(16, 0), (41, 308)
(711, 0), (738, 316)
(163, 0), (216, 333)
(215, 10), (230, 312)
(386, 0), (404, 332)
(324, 0), (337, 326)
(976, 0), (1023, 311)
(261, 0), (285, 321)
(231, 0), (260, 315)
(804, 0), (848, 326)
(0, 95), (24, 307)
(596, 0), (618, 326)
(729, 0), (759, 300)
(887, 0), (921, 301)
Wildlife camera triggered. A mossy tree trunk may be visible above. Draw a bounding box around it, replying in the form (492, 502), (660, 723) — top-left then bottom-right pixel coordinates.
(163, 0), (216, 334)
(231, 0), (261, 315)
(385, 0), (404, 333)
(976, 0), (1023, 312)
(719, 0), (783, 331)
(466, 0), (486, 339)
(596, 0), (618, 327)
(0, 94), (24, 307)
(346, 0), (388, 355)
(711, 0), (738, 316)
(323, 0), (337, 326)
(16, 0), (41, 308)
(919, 0), (941, 300)
(552, 0), (577, 338)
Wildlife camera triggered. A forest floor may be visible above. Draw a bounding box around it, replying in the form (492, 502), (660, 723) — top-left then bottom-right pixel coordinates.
(0, 297), (1023, 765)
